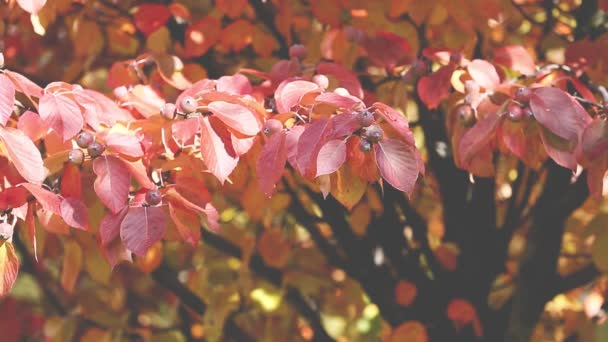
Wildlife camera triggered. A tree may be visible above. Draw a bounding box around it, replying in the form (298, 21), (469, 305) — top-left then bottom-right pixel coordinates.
(1, 0), (608, 341)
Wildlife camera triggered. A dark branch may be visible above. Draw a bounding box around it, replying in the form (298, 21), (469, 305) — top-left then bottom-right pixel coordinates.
(250, 0), (290, 58)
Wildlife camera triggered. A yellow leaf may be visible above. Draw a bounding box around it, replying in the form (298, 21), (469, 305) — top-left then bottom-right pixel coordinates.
(0, 242), (19, 296)
(61, 239), (82, 293)
(331, 164), (367, 210)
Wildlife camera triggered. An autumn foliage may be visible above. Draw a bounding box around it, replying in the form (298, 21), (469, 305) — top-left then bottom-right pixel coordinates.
(2, 0), (608, 341)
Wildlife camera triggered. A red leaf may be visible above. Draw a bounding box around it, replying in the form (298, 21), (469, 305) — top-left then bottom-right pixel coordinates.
(257, 131), (287, 196)
(17, 110), (47, 141)
(493, 45), (535, 76)
(468, 59), (500, 91)
(104, 133), (143, 159)
(0, 242), (19, 297)
(15, 0), (46, 14)
(274, 80), (320, 113)
(579, 119), (608, 165)
(93, 155), (131, 214)
(374, 139), (420, 194)
(184, 17), (221, 57)
(417, 64), (455, 109)
(373, 103), (415, 145)
(317, 62), (364, 99)
(216, 73), (252, 95)
(286, 125), (305, 171)
(207, 101), (262, 136)
(316, 139), (347, 176)
(0, 187), (28, 210)
(20, 183), (61, 214)
(133, 4), (171, 36)
(38, 93), (83, 142)
(60, 197), (89, 230)
(530, 87), (591, 143)
(120, 206), (167, 256)
(199, 116), (239, 184)
(0, 127), (46, 184)
(538, 127), (578, 170)
(329, 112), (360, 138)
(362, 31), (413, 69)
(168, 202), (200, 246)
(60, 163), (82, 199)
(296, 119), (333, 178)
(459, 111), (503, 167)
(587, 158), (608, 199)
(0, 74), (15, 126)
(99, 207), (128, 246)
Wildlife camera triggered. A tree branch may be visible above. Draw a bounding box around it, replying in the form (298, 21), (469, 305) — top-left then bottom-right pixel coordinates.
(250, 0), (290, 58)
(506, 162), (589, 341)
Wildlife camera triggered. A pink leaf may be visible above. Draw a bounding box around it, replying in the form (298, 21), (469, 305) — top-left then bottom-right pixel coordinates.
(587, 157), (608, 199)
(374, 139), (420, 194)
(76, 90), (134, 130)
(104, 132), (143, 158)
(296, 119), (333, 178)
(202, 203), (220, 232)
(172, 118), (200, 146)
(120, 159), (155, 189)
(530, 87), (591, 143)
(493, 45), (535, 76)
(274, 80), (320, 113)
(207, 101), (262, 136)
(317, 62), (364, 99)
(329, 112), (360, 138)
(0, 74), (15, 126)
(315, 92), (363, 110)
(316, 139), (347, 176)
(199, 117), (239, 184)
(16, 0), (46, 14)
(468, 59), (500, 91)
(17, 110), (47, 141)
(0, 127), (46, 184)
(459, 111), (503, 167)
(257, 131), (287, 196)
(3, 70), (43, 99)
(0, 242), (19, 297)
(417, 64), (455, 109)
(99, 207), (128, 246)
(60, 197), (89, 230)
(99, 238), (132, 269)
(373, 102), (415, 145)
(93, 155), (131, 214)
(20, 183), (61, 214)
(216, 73), (252, 95)
(38, 93), (83, 142)
(120, 206), (167, 256)
(175, 79), (216, 109)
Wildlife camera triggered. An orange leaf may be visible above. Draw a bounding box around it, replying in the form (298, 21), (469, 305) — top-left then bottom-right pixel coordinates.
(219, 20), (254, 53)
(184, 17), (221, 57)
